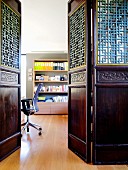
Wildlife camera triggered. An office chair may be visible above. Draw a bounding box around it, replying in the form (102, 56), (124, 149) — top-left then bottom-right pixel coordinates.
(21, 83), (43, 136)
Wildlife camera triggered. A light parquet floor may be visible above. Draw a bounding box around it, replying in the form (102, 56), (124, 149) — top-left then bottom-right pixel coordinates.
(0, 115), (128, 170)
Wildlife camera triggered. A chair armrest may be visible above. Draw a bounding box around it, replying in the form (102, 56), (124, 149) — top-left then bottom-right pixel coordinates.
(21, 98), (33, 102)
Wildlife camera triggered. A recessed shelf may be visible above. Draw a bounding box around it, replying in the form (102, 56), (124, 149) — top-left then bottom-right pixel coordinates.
(33, 59), (68, 114)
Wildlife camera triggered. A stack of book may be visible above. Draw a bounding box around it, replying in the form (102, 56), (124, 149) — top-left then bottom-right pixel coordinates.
(34, 62), (68, 71)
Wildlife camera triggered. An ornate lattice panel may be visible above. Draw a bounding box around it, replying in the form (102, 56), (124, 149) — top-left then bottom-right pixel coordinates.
(69, 3), (85, 69)
(97, 0), (128, 65)
(1, 1), (20, 69)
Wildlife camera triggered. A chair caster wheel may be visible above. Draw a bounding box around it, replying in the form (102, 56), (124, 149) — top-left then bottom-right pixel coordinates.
(39, 128), (42, 130)
(39, 132), (42, 136)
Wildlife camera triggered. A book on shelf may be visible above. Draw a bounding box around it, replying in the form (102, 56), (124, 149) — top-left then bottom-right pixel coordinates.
(34, 61), (68, 71)
(38, 96), (68, 102)
(35, 74), (68, 81)
(34, 85), (68, 93)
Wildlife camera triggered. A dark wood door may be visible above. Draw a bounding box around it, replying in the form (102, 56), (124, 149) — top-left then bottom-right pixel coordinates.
(92, 0), (128, 164)
(0, 0), (21, 161)
(68, 0), (91, 162)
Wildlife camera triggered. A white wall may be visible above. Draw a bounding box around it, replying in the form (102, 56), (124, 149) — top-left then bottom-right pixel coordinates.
(21, 54), (26, 98)
(20, 0), (68, 97)
(21, 0), (68, 53)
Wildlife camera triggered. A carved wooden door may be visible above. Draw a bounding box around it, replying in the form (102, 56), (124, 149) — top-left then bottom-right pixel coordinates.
(0, 0), (21, 161)
(68, 0), (92, 162)
(92, 0), (128, 164)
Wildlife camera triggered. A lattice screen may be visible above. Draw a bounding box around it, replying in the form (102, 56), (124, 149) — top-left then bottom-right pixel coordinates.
(97, 0), (128, 65)
(69, 3), (85, 69)
(1, 1), (20, 69)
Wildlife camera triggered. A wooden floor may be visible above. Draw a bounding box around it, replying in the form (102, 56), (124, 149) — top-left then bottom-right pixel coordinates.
(0, 115), (128, 170)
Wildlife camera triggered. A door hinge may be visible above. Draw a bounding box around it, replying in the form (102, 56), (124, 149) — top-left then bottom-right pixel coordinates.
(91, 131), (93, 141)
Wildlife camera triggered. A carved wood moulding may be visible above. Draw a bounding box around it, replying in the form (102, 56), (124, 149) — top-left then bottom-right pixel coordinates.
(97, 71), (128, 82)
(0, 70), (18, 84)
(71, 71), (86, 83)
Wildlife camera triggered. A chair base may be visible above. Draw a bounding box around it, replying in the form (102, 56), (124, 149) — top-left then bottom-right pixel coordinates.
(21, 121), (42, 136)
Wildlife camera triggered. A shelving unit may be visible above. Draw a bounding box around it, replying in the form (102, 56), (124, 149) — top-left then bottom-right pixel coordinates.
(33, 59), (68, 114)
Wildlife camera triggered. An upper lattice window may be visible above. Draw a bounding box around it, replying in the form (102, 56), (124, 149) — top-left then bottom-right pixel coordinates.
(69, 3), (86, 69)
(97, 0), (128, 65)
(1, 1), (20, 69)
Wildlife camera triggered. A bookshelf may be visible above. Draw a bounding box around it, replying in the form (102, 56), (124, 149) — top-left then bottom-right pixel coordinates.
(33, 59), (68, 114)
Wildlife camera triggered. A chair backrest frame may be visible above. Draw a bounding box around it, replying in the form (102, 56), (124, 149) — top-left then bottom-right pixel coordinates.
(32, 83), (43, 112)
